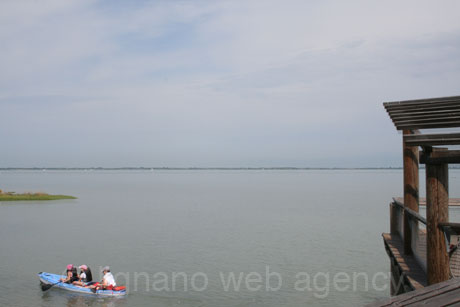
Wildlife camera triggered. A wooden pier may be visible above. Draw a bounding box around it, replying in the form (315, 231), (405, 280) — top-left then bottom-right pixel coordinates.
(369, 96), (460, 305)
(367, 277), (460, 306)
(383, 232), (427, 292)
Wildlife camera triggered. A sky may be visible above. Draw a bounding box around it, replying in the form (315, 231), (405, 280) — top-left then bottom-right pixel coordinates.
(1, 0), (460, 168)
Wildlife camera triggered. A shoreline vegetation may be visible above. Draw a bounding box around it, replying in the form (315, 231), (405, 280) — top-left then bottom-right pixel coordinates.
(0, 189), (76, 201)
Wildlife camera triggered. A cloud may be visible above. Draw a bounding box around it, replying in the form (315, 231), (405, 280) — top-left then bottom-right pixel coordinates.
(1, 0), (460, 167)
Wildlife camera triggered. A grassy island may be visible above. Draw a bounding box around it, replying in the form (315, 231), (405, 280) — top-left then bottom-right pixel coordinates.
(0, 189), (76, 201)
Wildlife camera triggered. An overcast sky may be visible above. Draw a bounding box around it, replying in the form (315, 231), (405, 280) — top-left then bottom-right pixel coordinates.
(1, 0), (460, 167)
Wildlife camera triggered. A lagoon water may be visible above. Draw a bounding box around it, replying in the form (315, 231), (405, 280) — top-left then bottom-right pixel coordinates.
(1, 169), (460, 307)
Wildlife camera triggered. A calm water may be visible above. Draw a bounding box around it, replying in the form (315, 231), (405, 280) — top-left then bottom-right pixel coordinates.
(1, 170), (460, 307)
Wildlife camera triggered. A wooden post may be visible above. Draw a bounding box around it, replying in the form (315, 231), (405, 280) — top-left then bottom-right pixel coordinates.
(403, 130), (419, 254)
(390, 202), (399, 296)
(390, 260), (398, 295)
(390, 203), (398, 235)
(426, 163), (449, 285)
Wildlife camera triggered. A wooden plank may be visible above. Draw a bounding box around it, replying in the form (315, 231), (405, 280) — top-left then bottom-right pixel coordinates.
(415, 288), (460, 307)
(385, 103), (460, 113)
(391, 110), (460, 120)
(383, 95), (460, 107)
(389, 108), (460, 119)
(394, 116), (460, 126)
(382, 233), (427, 291)
(386, 103), (460, 113)
(365, 278), (460, 307)
(385, 97), (460, 108)
(402, 283), (460, 306)
(382, 279), (460, 306)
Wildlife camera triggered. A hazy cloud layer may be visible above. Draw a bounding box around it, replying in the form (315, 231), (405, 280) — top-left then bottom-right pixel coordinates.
(1, 0), (460, 167)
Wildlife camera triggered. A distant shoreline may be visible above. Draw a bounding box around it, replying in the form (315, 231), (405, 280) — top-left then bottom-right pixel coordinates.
(0, 167), (406, 171)
(2, 166), (460, 171)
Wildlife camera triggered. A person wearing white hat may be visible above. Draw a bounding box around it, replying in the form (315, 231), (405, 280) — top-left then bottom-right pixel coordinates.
(90, 266), (116, 292)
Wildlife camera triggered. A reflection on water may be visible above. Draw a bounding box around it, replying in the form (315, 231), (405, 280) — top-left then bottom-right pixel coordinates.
(40, 290), (126, 307)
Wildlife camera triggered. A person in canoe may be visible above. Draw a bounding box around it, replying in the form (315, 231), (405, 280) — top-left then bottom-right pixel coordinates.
(90, 266), (116, 292)
(72, 264), (93, 286)
(59, 264), (79, 284)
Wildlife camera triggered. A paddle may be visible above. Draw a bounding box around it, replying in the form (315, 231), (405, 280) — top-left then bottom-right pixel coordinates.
(41, 280), (62, 291)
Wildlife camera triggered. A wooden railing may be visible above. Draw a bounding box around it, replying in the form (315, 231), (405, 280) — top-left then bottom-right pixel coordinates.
(392, 198), (426, 224)
(390, 199), (427, 273)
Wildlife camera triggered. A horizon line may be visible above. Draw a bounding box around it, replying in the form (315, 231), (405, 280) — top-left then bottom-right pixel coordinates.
(1, 166), (406, 170)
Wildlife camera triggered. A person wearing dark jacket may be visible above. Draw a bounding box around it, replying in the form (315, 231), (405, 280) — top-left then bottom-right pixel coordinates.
(60, 264), (79, 283)
(73, 264), (93, 286)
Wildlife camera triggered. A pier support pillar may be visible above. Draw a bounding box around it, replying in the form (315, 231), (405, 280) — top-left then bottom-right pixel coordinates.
(403, 129), (419, 254)
(426, 162), (449, 285)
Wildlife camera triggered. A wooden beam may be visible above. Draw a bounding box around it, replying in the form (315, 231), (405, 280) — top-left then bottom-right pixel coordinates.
(405, 133), (460, 146)
(391, 109), (460, 120)
(403, 129), (419, 255)
(395, 116), (460, 126)
(383, 95), (460, 107)
(386, 103), (460, 113)
(420, 150), (460, 164)
(438, 222), (460, 234)
(396, 121), (460, 130)
(426, 163), (449, 285)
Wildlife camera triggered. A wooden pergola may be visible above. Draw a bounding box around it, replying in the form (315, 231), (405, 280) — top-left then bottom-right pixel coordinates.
(382, 95), (460, 294)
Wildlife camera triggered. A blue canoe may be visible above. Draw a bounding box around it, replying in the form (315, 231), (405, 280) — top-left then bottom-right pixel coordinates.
(38, 272), (127, 296)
